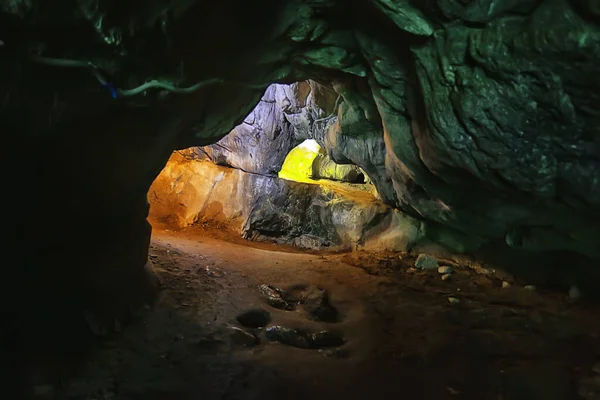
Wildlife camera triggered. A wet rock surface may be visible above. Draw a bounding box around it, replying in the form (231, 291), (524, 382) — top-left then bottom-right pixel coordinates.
(251, 283), (346, 351)
(258, 284), (297, 311)
(257, 283), (340, 323)
(265, 326), (345, 349)
(149, 155), (421, 252)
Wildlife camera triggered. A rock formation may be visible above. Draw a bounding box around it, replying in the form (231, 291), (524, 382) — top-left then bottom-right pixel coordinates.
(149, 149), (419, 251)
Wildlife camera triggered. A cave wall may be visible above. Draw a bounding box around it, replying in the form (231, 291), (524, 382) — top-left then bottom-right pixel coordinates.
(198, 81), (372, 185)
(197, 83), (306, 175)
(4, 1), (598, 263)
(149, 151), (420, 251)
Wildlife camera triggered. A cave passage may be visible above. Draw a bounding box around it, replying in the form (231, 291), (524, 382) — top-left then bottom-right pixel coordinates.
(147, 84), (387, 252)
(5, 1), (600, 398)
(280, 139), (372, 186)
(279, 139), (323, 183)
(97, 82), (600, 400)
(19, 79), (600, 400)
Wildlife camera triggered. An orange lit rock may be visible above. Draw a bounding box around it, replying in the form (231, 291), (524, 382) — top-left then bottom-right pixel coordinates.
(149, 153), (421, 252)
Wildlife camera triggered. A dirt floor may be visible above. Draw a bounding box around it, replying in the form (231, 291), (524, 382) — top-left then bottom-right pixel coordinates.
(56, 225), (600, 400)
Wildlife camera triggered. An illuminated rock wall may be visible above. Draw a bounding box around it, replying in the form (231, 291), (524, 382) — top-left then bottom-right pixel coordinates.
(149, 152), (421, 252)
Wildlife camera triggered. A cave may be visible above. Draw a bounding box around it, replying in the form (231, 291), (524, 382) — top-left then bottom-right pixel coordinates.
(279, 138), (371, 185)
(3, 1), (600, 399)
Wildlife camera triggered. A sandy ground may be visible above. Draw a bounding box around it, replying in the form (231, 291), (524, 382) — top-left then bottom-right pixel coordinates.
(57, 226), (600, 400)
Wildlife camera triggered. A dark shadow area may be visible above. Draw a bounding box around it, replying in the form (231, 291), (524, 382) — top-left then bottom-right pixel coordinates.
(474, 242), (600, 298)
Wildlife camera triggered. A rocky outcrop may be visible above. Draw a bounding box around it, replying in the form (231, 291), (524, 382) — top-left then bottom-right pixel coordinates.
(149, 152), (420, 252)
(197, 84), (305, 175)
(311, 153), (368, 183)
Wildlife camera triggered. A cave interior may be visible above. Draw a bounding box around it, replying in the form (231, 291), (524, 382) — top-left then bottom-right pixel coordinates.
(2, 0), (600, 398)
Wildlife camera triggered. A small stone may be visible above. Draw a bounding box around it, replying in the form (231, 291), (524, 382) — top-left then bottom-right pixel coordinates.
(227, 326), (259, 347)
(441, 273), (452, 281)
(438, 266), (453, 274)
(524, 285), (536, 291)
(448, 297), (460, 305)
(569, 285), (582, 301)
(258, 284), (295, 310)
(302, 286), (338, 322)
(415, 254), (439, 270)
(502, 281), (511, 289)
(406, 267), (417, 274)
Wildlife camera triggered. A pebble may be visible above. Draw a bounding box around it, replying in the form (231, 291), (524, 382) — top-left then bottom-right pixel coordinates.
(258, 284), (295, 310)
(441, 274), (452, 281)
(524, 285), (536, 291)
(227, 326), (259, 347)
(569, 285), (582, 301)
(415, 254), (439, 270)
(502, 281), (511, 289)
(438, 266), (453, 274)
(448, 297), (460, 305)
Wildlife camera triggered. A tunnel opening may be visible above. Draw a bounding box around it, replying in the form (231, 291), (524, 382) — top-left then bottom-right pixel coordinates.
(279, 138), (373, 186)
(278, 139), (322, 183)
(355, 172), (365, 184)
(147, 83), (391, 253)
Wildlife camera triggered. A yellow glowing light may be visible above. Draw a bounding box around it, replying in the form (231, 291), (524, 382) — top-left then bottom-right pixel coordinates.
(278, 139), (322, 182)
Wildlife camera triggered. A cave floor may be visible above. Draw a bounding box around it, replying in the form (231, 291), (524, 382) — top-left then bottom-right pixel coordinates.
(60, 227), (600, 400)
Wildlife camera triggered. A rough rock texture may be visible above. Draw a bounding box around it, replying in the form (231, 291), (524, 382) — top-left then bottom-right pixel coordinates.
(198, 84), (306, 175)
(198, 81), (375, 186)
(149, 152), (421, 251)
(311, 153), (368, 183)
(3, 0), (600, 393)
